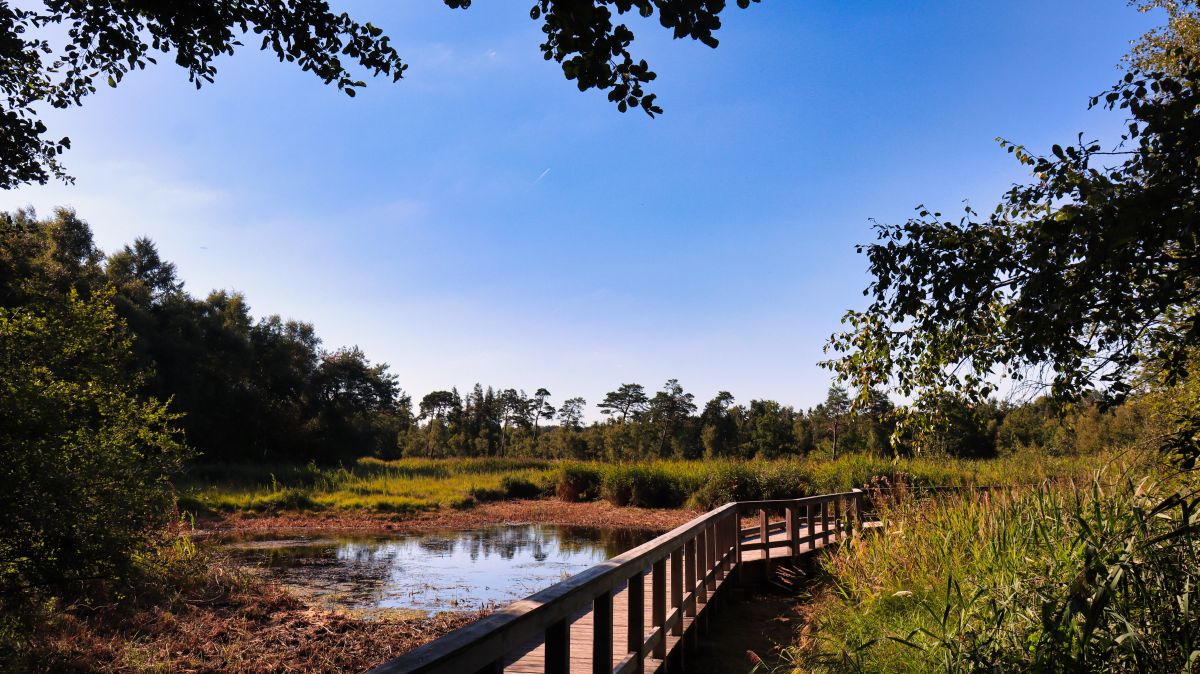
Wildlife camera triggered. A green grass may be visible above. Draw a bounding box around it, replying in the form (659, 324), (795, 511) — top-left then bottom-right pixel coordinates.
(177, 457), (559, 513)
(769, 452), (1200, 673)
(177, 452), (1105, 516)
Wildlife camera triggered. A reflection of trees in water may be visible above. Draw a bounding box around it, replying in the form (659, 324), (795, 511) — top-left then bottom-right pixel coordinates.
(457, 525), (543, 561)
(219, 525), (655, 610)
(416, 537), (454, 555)
(556, 526), (655, 558)
(445, 525), (654, 562)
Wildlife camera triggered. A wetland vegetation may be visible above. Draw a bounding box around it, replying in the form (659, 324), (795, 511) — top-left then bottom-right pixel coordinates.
(4, 1), (1200, 673)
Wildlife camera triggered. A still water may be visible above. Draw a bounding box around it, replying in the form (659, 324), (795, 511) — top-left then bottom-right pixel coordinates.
(217, 524), (655, 615)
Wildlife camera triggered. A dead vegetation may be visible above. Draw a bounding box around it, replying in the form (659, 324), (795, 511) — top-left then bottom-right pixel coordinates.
(7, 556), (486, 674)
(197, 498), (700, 538)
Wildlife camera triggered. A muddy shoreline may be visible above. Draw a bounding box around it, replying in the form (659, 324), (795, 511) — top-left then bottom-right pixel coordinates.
(194, 498), (702, 537)
(34, 500), (698, 673)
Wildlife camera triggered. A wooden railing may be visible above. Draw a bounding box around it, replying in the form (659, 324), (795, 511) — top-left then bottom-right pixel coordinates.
(367, 489), (863, 674)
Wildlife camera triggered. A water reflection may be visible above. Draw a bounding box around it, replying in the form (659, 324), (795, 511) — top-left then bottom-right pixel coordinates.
(216, 525), (654, 614)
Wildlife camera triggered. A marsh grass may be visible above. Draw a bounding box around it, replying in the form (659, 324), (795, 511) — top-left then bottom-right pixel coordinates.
(779, 454), (1200, 673)
(178, 458), (559, 514)
(178, 452), (1104, 516)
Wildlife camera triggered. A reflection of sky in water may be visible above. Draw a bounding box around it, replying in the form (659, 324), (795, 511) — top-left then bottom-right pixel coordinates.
(218, 525), (653, 614)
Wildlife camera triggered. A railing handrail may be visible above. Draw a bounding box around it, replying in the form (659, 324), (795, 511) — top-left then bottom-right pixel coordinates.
(368, 489), (862, 674)
(734, 490), (862, 510)
(369, 501), (740, 673)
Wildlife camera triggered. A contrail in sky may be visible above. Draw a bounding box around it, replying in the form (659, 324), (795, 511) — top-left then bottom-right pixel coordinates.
(533, 168), (550, 184)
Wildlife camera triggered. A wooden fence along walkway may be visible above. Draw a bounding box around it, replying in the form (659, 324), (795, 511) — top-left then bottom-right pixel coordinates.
(367, 490), (863, 674)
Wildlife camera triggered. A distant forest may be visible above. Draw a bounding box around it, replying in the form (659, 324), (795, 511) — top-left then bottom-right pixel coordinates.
(3, 208), (1147, 465)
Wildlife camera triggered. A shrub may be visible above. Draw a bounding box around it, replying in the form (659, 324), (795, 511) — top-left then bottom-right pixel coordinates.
(248, 488), (318, 512)
(601, 465), (687, 508)
(500, 476), (542, 500)
(466, 486), (505, 503)
(556, 465), (601, 502)
(0, 289), (188, 596)
(687, 463), (760, 509)
(756, 461), (813, 500)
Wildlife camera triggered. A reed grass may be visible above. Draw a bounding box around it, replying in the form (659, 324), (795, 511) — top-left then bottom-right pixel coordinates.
(178, 452), (1105, 515)
(772, 453), (1200, 673)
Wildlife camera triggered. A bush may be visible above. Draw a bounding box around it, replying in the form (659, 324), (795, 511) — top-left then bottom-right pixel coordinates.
(601, 465), (687, 508)
(500, 476), (542, 499)
(556, 465), (601, 502)
(756, 461), (813, 500)
(248, 488), (318, 512)
(687, 463), (760, 509)
(0, 289), (188, 596)
(466, 486), (505, 503)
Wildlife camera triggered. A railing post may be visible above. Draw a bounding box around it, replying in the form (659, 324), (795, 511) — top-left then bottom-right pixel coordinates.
(594, 590), (613, 674)
(785, 505), (797, 558)
(726, 512), (737, 573)
(854, 489), (864, 531)
(684, 537), (696, 618)
(653, 557), (667, 659)
(670, 547), (683, 635)
(713, 521), (724, 581)
(546, 618), (569, 674)
(628, 570), (645, 673)
(696, 526), (708, 605)
(822, 500), (831, 546)
(733, 507), (743, 585)
(811, 498), (820, 546)
(834, 498), (843, 538)
(758, 508), (769, 563)
(475, 660), (503, 674)
(707, 523), (718, 584)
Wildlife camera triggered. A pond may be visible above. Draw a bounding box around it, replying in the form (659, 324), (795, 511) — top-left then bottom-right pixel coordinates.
(215, 524), (657, 615)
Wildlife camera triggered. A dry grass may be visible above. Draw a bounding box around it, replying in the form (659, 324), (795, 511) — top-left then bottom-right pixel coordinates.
(9, 557), (486, 674)
(197, 498), (701, 537)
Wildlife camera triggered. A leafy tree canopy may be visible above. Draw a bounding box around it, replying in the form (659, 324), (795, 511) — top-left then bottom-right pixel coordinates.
(1, 0), (760, 189)
(1128, 0), (1200, 75)
(825, 53), (1200, 456)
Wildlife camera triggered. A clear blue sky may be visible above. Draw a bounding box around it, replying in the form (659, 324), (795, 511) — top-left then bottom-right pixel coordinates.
(0, 1), (1160, 414)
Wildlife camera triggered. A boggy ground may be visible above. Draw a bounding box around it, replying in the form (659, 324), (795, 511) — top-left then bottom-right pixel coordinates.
(39, 498), (696, 671)
(21, 562), (487, 674)
(195, 498), (702, 537)
(20, 501), (698, 674)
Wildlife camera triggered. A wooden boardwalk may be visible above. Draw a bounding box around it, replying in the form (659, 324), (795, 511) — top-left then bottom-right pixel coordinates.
(503, 520), (837, 673)
(368, 491), (862, 674)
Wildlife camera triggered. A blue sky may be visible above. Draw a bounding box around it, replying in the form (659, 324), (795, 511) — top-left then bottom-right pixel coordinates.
(1, 1), (1160, 415)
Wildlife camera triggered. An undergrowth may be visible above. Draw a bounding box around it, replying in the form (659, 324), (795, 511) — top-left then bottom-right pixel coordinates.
(769, 455), (1200, 673)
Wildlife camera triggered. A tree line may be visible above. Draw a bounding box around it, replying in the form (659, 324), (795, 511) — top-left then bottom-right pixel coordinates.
(2, 208), (1144, 468)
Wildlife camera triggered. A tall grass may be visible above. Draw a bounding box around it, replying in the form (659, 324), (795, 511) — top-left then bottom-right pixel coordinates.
(778, 456), (1200, 672)
(178, 452), (1104, 515)
(177, 458), (559, 513)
